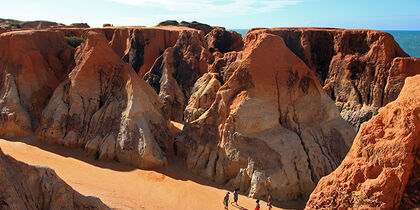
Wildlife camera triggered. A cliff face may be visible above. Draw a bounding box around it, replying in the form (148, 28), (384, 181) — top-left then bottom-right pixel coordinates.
(255, 28), (418, 129)
(180, 31), (356, 200)
(0, 30), (74, 138)
(305, 74), (420, 209)
(0, 148), (110, 209)
(144, 30), (211, 122)
(205, 27), (243, 53)
(123, 28), (182, 77)
(0, 24), (418, 204)
(37, 31), (172, 169)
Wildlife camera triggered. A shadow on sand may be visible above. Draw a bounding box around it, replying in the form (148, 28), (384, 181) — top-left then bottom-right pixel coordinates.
(1, 136), (307, 209)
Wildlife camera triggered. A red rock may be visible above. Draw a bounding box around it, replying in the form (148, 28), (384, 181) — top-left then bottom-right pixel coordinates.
(181, 30), (356, 201)
(0, 30), (74, 138)
(0, 147), (110, 209)
(383, 57), (420, 104)
(37, 31), (172, 169)
(253, 28), (416, 129)
(144, 30), (211, 121)
(305, 74), (420, 209)
(122, 28), (185, 76)
(205, 27), (243, 53)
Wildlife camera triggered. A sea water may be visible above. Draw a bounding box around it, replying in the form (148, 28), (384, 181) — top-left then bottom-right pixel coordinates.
(387, 31), (420, 58)
(231, 29), (420, 58)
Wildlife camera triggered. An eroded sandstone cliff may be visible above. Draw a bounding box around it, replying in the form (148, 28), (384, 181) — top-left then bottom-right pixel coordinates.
(252, 28), (419, 129)
(0, 24), (418, 205)
(0, 30), (74, 138)
(144, 30), (211, 121)
(37, 31), (172, 169)
(305, 74), (420, 209)
(180, 31), (356, 200)
(0, 147), (110, 209)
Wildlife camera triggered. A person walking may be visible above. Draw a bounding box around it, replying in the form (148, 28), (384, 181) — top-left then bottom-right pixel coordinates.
(223, 192), (230, 209)
(267, 195), (273, 210)
(255, 199), (260, 210)
(232, 189), (239, 205)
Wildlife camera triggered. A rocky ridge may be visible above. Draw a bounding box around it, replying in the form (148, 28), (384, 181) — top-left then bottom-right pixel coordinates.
(37, 31), (172, 169)
(0, 147), (110, 209)
(254, 28), (418, 129)
(0, 23), (418, 205)
(0, 30), (74, 138)
(305, 74), (420, 209)
(180, 31), (356, 200)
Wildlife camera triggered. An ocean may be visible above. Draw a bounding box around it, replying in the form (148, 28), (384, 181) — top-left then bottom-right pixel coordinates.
(231, 29), (420, 58)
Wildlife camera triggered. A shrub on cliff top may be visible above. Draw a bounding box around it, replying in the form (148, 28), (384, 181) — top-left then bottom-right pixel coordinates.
(157, 20), (179, 26)
(65, 36), (85, 48)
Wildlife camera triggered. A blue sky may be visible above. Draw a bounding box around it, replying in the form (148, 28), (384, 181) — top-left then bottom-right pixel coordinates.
(1, 0), (419, 30)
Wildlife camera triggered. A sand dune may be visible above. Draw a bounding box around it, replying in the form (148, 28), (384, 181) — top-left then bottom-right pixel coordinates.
(0, 138), (303, 210)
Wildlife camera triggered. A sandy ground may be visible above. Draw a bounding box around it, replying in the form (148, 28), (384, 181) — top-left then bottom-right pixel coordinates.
(0, 137), (305, 210)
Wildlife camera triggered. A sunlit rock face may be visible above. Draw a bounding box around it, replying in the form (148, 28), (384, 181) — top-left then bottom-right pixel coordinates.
(38, 32), (172, 169)
(306, 74), (420, 209)
(180, 31), (356, 200)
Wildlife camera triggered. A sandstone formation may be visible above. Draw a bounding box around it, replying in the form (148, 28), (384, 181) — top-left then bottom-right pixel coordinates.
(144, 30), (211, 121)
(179, 21), (213, 35)
(0, 22), (418, 205)
(383, 57), (420, 104)
(122, 28), (182, 76)
(0, 30), (75, 138)
(253, 28), (417, 129)
(180, 31), (356, 201)
(37, 31), (172, 169)
(306, 74), (420, 209)
(157, 20), (213, 35)
(205, 27), (243, 53)
(0, 147), (110, 209)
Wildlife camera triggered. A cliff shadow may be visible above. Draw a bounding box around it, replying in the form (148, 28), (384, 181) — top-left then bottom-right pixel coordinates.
(0, 136), (307, 209)
(0, 135), (137, 172)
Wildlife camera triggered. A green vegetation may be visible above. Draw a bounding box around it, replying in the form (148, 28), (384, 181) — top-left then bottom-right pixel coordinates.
(0, 19), (24, 30)
(65, 36), (85, 48)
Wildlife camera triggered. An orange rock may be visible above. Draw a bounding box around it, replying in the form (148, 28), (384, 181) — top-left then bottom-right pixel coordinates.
(205, 27), (243, 53)
(383, 57), (420, 104)
(0, 30), (74, 138)
(37, 31), (172, 169)
(0, 147), (110, 209)
(253, 28), (416, 129)
(144, 30), (211, 121)
(306, 74), (420, 209)
(123, 28), (185, 76)
(181, 30), (356, 201)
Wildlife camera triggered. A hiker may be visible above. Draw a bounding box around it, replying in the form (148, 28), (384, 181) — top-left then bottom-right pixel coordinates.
(232, 189), (239, 205)
(223, 192), (230, 209)
(267, 195), (272, 210)
(255, 199), (260, 210)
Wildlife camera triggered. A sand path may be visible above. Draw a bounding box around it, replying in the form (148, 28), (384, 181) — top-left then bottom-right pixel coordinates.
(0, 137), (304, 209)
